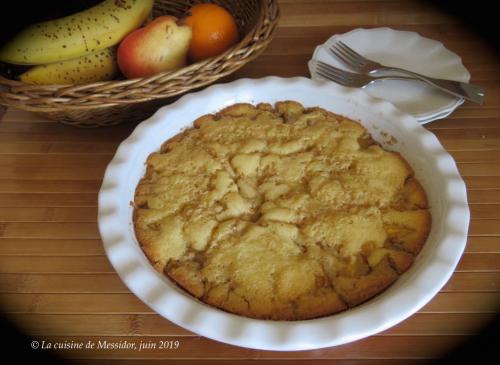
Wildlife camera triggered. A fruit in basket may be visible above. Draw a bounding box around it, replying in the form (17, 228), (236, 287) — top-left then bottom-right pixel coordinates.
(0, 0), (153, 65)
(184, 3), (239, 62)
(19, 47), (118, 85)
(117, 16), (192, 79)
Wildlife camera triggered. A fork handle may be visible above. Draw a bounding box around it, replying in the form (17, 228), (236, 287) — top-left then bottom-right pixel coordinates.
(372, 67), (485, 105)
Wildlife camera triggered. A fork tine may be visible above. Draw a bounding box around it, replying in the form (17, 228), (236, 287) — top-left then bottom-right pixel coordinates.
(315, 61), (351, 79)
(315, 61), (346, 77)
(315, 68), (349, 86)
(316, 69), (347, 85)
(329, 43), (365, 70)
(336, 40), (367, 66)
(314, 61), (352, 85)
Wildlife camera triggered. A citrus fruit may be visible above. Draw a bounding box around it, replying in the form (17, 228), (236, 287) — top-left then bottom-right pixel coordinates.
(184, 3), (239, 62)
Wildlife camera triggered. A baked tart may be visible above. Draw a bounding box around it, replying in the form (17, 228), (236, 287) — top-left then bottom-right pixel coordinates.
(133, 101), (431, 320)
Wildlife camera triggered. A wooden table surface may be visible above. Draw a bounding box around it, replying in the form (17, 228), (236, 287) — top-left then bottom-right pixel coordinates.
(1, 0), (499, 363)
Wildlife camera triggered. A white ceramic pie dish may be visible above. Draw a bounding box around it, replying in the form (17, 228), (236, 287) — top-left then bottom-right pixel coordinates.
(98, 77), (470, 351)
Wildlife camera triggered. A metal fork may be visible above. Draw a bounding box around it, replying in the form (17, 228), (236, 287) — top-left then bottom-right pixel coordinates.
(329, 40), (485, 104)
(312, 60), (414, 88)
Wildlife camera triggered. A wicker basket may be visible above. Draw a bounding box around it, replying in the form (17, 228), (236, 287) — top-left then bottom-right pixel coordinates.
(0, 0), (279, 127)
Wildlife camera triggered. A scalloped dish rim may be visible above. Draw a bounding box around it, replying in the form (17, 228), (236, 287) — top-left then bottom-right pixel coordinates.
(98, 76), (470, 351)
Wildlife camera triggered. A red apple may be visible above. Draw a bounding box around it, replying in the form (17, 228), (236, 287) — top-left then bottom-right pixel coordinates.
(117, 16), (192, 79)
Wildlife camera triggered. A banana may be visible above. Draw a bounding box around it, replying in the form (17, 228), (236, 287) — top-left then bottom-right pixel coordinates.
(0, 0), (153, 65)
(19, 48), (118, 85)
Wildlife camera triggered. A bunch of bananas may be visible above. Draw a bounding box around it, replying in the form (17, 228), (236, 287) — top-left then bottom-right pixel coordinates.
(0, 0), (153, 85)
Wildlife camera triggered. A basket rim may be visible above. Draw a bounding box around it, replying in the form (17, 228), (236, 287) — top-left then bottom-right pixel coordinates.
(0, 0), (280, 110)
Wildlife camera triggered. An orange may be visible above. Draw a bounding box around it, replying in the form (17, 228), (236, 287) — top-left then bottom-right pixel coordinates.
(184, 3), (239, 62)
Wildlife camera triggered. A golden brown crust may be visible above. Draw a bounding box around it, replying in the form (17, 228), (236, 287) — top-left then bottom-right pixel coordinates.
(193, 114), (216, 129)
(401, 178), (429, 209)
(383, 209), (432, 254)
(133, 101), (431, 320)
(167, 262), (204, 298)
(334, 256), (398, 307)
